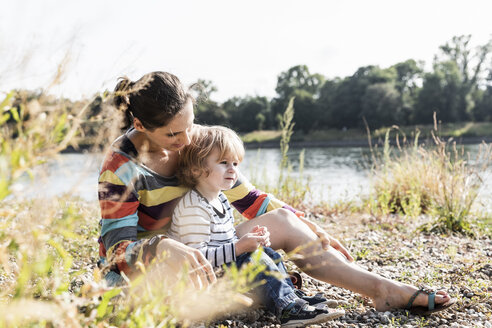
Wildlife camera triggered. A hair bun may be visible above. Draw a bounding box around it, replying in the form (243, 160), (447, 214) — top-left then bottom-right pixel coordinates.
(113, 76), (134, 111)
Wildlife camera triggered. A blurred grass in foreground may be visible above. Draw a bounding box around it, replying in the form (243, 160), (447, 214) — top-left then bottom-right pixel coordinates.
(0, 197), (273, 327)
(0, 88), (270, 327)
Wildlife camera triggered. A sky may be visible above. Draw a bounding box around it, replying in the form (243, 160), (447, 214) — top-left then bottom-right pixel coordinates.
(1, 0), (491, 102)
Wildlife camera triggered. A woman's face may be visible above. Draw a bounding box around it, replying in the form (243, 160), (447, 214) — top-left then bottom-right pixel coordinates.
(137, 99), (195, 152)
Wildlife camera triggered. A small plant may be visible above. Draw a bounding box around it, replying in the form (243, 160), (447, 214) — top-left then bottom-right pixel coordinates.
(355, 247), (370, 260)
(414, 315), (430, 327)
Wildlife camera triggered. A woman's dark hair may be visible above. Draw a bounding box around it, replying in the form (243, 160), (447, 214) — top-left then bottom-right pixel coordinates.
(113, 71), (193, 130)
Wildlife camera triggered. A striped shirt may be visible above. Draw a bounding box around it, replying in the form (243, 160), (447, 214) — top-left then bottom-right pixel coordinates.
(168, 190), (238, 267)
(98, 130), (304, 276)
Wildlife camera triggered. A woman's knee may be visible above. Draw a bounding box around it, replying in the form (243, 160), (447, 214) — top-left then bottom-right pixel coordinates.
(267, 208), (299, 227)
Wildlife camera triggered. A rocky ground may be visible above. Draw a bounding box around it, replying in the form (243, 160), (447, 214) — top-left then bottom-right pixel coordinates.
(209, 213), (491, 327)
(1, 200), (490, 327)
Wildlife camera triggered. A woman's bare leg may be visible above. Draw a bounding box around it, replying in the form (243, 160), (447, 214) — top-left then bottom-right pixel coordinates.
(235, 209), (451, 311)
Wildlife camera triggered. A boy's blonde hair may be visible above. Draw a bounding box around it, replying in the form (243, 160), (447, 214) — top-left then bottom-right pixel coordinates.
(177, 125), (245, 187)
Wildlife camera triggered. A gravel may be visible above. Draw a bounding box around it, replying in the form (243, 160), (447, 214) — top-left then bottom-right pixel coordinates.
(206, 213), (492, 327)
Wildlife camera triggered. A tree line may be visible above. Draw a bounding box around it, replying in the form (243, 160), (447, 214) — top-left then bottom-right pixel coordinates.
(194, 35), (492, 133)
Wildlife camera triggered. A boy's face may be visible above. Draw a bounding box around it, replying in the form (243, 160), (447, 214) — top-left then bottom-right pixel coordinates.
(197, 148), (240, 193)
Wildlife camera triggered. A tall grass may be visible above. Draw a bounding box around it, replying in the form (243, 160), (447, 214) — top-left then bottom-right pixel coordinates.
(0, 195), (268, 327)
(369, 120), (491, 234)
(247, 98), (310, 209)
(0, 89), (272, 327)
(0, 91), (70, 200)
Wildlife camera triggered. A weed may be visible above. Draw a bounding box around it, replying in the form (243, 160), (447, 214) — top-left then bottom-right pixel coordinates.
(445, 245), (458, 260)
(355, 247), (370, 261)
(414, 316), (430, 327)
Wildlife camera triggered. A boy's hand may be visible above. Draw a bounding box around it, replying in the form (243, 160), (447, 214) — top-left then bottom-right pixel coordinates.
(235, 225), (271, 256)
(251, 225), (271, 247)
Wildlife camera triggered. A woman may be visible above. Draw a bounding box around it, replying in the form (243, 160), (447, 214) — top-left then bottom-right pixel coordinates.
(98, 71), (455, 315)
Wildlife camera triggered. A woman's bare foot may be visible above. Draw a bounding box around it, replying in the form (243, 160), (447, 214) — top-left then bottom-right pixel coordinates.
(373, 281), (451, 312)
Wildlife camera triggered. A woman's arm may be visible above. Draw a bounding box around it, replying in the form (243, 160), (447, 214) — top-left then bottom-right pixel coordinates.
(297, 215), (354, 262)
(223, 172), (353, 261)
(223, 171), (304, 219)
(98, 151), (141, 276)
(155, 238), (216, 289)
(98, 150), (175, 276)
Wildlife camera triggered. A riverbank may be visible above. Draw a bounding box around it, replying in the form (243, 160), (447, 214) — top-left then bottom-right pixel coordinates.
(244, 136), (492, 149)
(241, 122), (492, 149)
(210, 212), (491, 327)
(62, 135), (492, 153)
(1, 197), (489, 327)
(61, 121), (492, 153)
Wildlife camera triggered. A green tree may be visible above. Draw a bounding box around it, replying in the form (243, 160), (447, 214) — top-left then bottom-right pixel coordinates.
(275, 65), (324, 99)
(473, 70), (492, 121)
(316, 78), (341, 127)
(272, 65), (324, 132)
(360, 83), (401, 127)
(391, 59), (424, 124)
(442, 35), (492, 118)
(223, 96), (270, 132)
(193, 79), (229, 126)
(328, 66), (397, 128)
(417, 35), (492, 123)
(414, 61), (462, 123)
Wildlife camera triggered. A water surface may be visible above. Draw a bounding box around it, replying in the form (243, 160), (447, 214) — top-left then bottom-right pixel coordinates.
(12, 144), (492, 211)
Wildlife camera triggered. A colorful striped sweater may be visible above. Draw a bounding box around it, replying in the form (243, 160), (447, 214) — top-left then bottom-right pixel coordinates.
(167, 190), (238, 267)
(98, 132), (303, 277)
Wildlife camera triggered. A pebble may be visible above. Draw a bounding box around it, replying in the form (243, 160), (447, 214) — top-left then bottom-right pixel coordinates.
(199, 215), (491, 327)
(246, 311), (260, 322)
(325, 300), (338, 307)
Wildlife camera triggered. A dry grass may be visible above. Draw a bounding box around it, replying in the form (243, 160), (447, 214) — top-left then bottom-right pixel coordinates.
(0, 88), (266, 328)
(368, 124), (492, 234)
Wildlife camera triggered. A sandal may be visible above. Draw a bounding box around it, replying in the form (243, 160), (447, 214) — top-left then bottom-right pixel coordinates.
(406, 286), (456, 315)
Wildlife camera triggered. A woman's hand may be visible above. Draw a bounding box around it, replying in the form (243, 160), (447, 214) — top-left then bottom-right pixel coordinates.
(156, 238), (216, 289)
(325, 234), (354, 262)
(235, 225), (271, 256)
(300, 217), (354, 262)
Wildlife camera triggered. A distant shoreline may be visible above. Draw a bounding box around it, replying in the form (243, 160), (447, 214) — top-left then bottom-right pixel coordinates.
(62, 135), (492, 153)
(243, 135), (492, 149)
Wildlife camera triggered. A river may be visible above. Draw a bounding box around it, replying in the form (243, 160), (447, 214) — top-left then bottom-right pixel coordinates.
(11, 144), (492, 210)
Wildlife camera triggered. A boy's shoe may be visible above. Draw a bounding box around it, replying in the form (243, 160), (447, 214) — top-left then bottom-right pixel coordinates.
(280, 299), (345, 327)
(294, 289), (336, 308)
